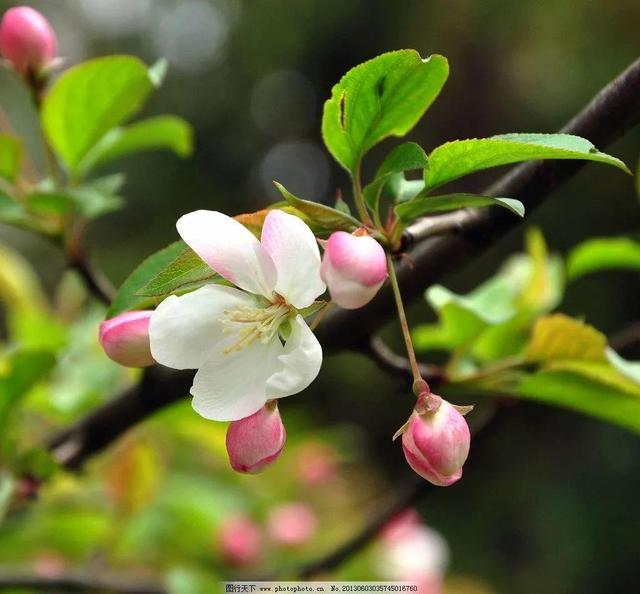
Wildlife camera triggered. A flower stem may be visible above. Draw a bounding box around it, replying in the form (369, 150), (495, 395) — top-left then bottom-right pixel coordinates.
(309, 301), (333, 332)
(352, 160), (373, 227)
(386, 252), (425, 393)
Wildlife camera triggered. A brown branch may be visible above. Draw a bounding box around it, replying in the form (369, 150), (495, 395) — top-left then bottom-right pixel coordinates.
(45, 55), (640, 470)
(0, 572), (164, 594)
(367, 335), (446, 387)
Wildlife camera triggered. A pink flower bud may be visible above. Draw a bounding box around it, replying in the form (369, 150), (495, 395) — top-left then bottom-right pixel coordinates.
(226, 402), (286, 474)
(0, 7), (57, 77)
(320, 231), (387, 309)
(99, 311), (155, 368)
(267, 502), (317, 546)
(217, 515), (262, 567)
(401, 399), (470, 487)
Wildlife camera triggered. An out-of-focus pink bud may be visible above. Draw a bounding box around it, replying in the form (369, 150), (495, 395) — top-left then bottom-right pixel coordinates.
(379, 508), (422, 543)
(99, 311), (155, 368)
(267, 502), (317, 546)
(296, 442), (337, 486)
(217, 515), (262, 567)
(401, 398), (470, 487)
(226, 402), (286, 474)
(0, 7), (57, 77)
(320, 231), (387, 309)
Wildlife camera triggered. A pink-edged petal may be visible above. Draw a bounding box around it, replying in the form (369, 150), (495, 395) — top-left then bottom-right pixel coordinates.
(149, 284), (255, 370)
(260, 210), (326, 308)
(177, 210), (277, 298)
(266, 315), (322, 398)
(191, 337), (283, 421)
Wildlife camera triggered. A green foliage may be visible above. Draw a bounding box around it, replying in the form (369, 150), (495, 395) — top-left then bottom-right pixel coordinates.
(274, 182), (361, 232)
(77, 115), (193, 176)
(0, 192), (34, 230)
(108, 241), (188, 317)
(0, 135), (22, 182)
(567, 237), (640, 280)
(322, 50), (448, 173)
(395, 193), (525, 222)
(363, 142), (428, 212)
(137, 247), (218, 298)
(41, 56), (157, 171)
(423, 133), (629, 192)
(0, 350), (56, 434)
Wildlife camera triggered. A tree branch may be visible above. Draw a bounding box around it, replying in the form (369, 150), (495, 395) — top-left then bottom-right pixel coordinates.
(0, 572), (164, 594)
(367, 336), (446, 387)
(45, 56), (640, 470)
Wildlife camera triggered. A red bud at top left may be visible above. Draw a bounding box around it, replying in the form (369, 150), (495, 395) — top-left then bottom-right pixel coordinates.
(0, 7), (57, 77)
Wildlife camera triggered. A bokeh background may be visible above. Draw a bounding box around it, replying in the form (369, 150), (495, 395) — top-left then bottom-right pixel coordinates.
(0, 1), (639, 592)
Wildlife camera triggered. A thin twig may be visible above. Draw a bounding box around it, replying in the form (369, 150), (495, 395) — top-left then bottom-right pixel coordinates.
(0, 572), (164, 594)
(367, 335), (445, 387)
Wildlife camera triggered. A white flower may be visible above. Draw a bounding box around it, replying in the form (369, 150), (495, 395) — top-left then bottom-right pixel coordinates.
(149, 209), (326, 421)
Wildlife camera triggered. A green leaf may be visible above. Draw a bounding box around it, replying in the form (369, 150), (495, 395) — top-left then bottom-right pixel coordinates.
(108, 241), (189, 317)
(0, 135), (22, 182)
(41, 55), (156, 170)
(148, 58), (169, 87)
(424, 133), (630, 192)
(0, 192), (32, 228)
(322, 51), (449, 173)
(395, 193), (524, 223)
(274, 182), (361, 232)
(606, 347), (640, 385)
(363, 142), (427, 210)
(387, 173), (425, 203)
(526, 314), (606, 362)
(0, 350), (56, 432)
(27, 175), (125, 220)
(513, 370), (640, 434)
(567, 237), (640, 280)
(136, 247), (218, 298)
(77, 116), (194, 176)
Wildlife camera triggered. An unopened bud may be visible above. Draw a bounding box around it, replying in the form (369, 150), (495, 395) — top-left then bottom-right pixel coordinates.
(226, 402), (286, 474)
(0, 7), (57, 77)
(217, 515), (262, 567)
(99, 311), (155, 368)
(320, 231), (387, 309)
(401, 399), (470, 487)
(267, 502), (317, 546)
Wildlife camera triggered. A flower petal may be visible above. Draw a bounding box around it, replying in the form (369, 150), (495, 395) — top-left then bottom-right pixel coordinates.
(267, 315), (322, 398)
(191, 338), (283, 421)
(260, 210), (326, 308)
(177, 210), (277, 298)
(149, 284), (255, 370)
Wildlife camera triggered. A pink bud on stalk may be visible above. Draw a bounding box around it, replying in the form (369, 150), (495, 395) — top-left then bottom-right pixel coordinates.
(99, 311), (155, 368)
(320, 230), (387, 309)
(0, 7), (57, 77)
(400, 394), (471, 487)
(226, 402), (286, 474)
(217, 515), (262, 566)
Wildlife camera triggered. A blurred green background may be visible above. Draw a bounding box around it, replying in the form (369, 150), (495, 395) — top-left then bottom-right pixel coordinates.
(0, 0), (639, 593)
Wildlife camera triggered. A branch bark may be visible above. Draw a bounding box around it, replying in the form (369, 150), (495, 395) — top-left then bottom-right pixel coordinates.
(45, 56), (640, 470)
(0, 573), (163, 594)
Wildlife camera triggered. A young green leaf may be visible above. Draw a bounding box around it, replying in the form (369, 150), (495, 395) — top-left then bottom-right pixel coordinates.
(77, 116), (194, 176)
(424, 133), (630, 192)
(566, 237), (640, 280)
(322, 51), (448, 173)
(108, 241), (188, 317)
(136, 247), (218, 298)
(363, 142), (428, 211)
(526, 314), (607, 362)
(512, 370), (640, 434)
(274, 182), (361, 232)
(0, 135), (22, 183)
(0, 192), (32, 228)
(41, 55), (156, 170)
(395, 193), (524, 222)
